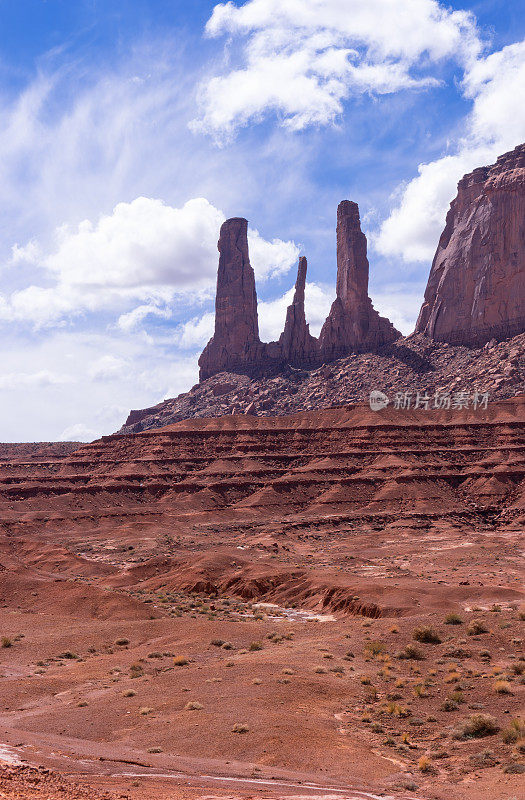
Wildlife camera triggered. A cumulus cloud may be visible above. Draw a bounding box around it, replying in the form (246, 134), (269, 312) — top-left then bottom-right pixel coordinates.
(193, 0), (480, 139)
(377, 39), (525, 262)
(1, 196), (299, 327)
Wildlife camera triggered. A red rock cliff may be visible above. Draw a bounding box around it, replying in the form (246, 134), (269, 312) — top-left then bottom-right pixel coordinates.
(416, 143), (525, 346)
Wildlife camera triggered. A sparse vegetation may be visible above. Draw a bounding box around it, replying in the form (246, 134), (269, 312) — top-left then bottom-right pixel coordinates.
(115, 638), (129, 646)
(455, 714), (499, 739)
(493, 679), (513, 694)
(1, 636), (12, 648)
(232, 723), (249, 733)
(444, 612), (463, 625)
(413, 626), (441, 644)
(364, 640), (386, 656)
(418, 756), (432, 773)
(249, 641), (263, 651)
(397, 643), (425, 660)
(467, 619), (488, 635)
(173, 656), (189, 666)
(184, 701), (203, 711)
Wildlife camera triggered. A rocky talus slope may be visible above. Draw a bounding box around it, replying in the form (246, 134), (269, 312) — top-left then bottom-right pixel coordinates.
(120, 331), (525, 433)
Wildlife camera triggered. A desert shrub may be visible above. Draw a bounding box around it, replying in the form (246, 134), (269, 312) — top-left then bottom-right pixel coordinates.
(413, 627), (441, 644)
(444, 612), (463, 625)
(1, 637), (12, 648)
(418, 756), (432, 773)
(147, 747), (163, 754)
(221, 642), (234, 650)
(511, 662), (524, 675)
(501, 719), (524, 744)
(76, 700), (88, 707)
(59, 651), (77, 660)
(386, 701), (410, 718)
(441, 699), (459, 712)
(467, 619), (488, 636)
(232, 723), (249, 733)
(173, 656), (188, 666)
(249, 641), (263, 652)
(123, 689), (136, 697)
(314, 666), (327, 674)
(365, 640), (386, 656)
(414, 684), (429, 698)
(397, 643), (425, 660)
(148, 652), (163, 659)
(139, 707), (153, 715)
(360, 675), (371, 685)
(455, 714), (499, 739)
(493, 680), (513, 695)
(210, 639), (225, 647)
(129, 663), (144, 678)
(184, 701), (203, 711)
(115, 638), (129, 646)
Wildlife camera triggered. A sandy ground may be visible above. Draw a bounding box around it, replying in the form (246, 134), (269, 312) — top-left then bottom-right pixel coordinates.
(0, 399), (523, 799)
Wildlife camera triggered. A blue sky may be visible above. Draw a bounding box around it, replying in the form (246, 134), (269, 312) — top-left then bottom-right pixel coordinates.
(0, 0), (524, 441)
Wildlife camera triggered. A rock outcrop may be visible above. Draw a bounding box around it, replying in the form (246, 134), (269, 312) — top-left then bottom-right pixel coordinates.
(416, 143), (525, 346)
(199, 201), (400, 380)
(279, 256), (318, 367)
(319, 201), (399, 359)
(199, 218), (265, 380)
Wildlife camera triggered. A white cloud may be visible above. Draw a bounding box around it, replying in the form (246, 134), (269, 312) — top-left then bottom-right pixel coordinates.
(175, 312), (215, 350)
(377, 39), (525, 262)
(59, 423), (99, 443)
(88, 355), (130, 382)
(0, 196), (299, 328)
(194, 0), (480, 139)
(0, 370), (73, 390)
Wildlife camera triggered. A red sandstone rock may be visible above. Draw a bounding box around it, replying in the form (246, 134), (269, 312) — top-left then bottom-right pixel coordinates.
(319, 201), (399, 359)
(279, 256), (318, 367)
(416, 143), (525, 346)
(199, 218), (264, 380)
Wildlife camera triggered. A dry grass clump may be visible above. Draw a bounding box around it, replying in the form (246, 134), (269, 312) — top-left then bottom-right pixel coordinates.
(173, 656), (188, 666)
(385, 701), (410, 718)
(413, 627), (441, 644)
(184, 701), (203, 711)
(314, 666), (327, 674)
(364, 640), (387, 656)
(396, 643), (425, 660)
(493, 679), (513, 695)
(444, 612), (463, 625)
(123, 689), (136, 697)
(454, 713), (499, 739)
(501, 719), (524, 744)
(129, 663), (144, 678)
(467, 619), (488, 635)
(115, 638), (129, 646)
(249, 641), (263, 651)
(139, 707), (153, 715)
(58, 651), (77, 660)
(418, 756), (433, 773)
(232, 723), (249, 733)
(1, 636), (12, 648)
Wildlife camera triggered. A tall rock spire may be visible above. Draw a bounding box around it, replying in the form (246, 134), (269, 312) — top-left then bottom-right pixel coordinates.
(279, 257), (318, 366)
(199, 218), (263, 380)
(319, 201), (399, 359)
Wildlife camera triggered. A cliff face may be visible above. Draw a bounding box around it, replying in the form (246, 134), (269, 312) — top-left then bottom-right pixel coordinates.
(198, 200), (400, 380)
(416, 143), (525, 346)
